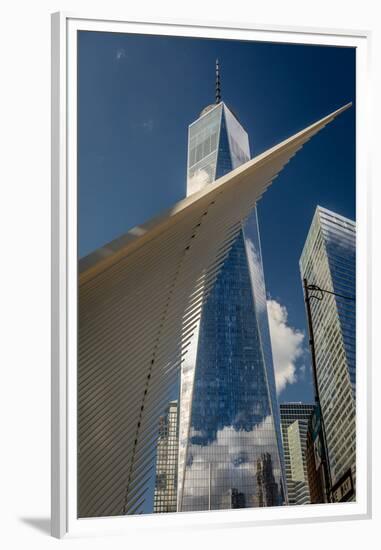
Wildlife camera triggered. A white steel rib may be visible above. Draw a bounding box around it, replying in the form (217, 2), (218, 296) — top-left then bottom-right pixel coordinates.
(78, 103), (351, 517)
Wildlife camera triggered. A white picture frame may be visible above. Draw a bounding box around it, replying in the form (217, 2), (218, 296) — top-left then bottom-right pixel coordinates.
(51, 11), (372, 539)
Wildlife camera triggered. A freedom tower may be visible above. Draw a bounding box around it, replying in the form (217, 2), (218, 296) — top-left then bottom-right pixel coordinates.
(177, 61), (287, 511)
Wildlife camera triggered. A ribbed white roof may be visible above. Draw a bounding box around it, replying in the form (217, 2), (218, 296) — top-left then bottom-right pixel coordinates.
(78, 103), (351, 517)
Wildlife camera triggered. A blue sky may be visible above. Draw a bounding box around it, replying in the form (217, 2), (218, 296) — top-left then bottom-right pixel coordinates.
(78, 31), (355, 407)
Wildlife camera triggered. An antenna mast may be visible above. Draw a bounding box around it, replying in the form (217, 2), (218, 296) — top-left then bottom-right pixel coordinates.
(215, 59), (221, 104)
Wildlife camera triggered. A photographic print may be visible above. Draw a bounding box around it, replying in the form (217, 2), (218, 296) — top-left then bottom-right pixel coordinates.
(76, 29), (356, 519)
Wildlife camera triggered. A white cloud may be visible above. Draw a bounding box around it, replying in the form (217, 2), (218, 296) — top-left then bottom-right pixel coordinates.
(299, 364), (306, 380)
(141, 119), (154, 133)
(245, 238), (266, 313)
(116, 48), (126, 60)
(187, 169), (210, 195)
(267, 299), (304, 395)
(182, 416), (281, 506)
(131, 119), (155, 134)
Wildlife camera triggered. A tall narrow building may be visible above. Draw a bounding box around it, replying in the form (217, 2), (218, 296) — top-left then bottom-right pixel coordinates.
(280, 403), (315, 505)
(177, 61), (286, 512)
(154, 401), (179, 513)
(299, 206), (356, 496)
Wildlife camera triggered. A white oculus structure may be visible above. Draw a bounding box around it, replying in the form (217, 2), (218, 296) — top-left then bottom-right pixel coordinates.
(77, 104), (351, 518)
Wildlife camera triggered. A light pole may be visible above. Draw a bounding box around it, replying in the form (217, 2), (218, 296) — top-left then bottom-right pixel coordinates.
(302, 278), (355, 503)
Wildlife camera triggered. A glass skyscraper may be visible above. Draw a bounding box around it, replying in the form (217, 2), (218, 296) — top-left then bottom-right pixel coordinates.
(154, 401), (179, 513)
(280, 403), (315, 505)
(300, 206), (356, 494)
(177, 86), (286, 511)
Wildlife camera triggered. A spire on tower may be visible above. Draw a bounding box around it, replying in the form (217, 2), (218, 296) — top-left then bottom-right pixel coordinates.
(215, 59), (221, 104)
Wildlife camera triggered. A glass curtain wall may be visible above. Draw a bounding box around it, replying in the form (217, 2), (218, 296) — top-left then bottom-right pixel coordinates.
(300, 207), (356, 493)
(178, 102), (286, 511)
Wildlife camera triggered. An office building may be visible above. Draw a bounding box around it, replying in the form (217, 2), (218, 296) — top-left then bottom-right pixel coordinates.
(280, 403), (315, 505)
(300, 206), (356, 495)
(177, 63), (286, 511)
(154, 401), (179, 513)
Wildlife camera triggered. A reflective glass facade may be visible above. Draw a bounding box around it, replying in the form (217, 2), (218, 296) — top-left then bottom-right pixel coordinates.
(300, 207), (356, 491)
(280, 403), (315, 505)
(154, 401), (179, 513)
(178, 102), (286, 512)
